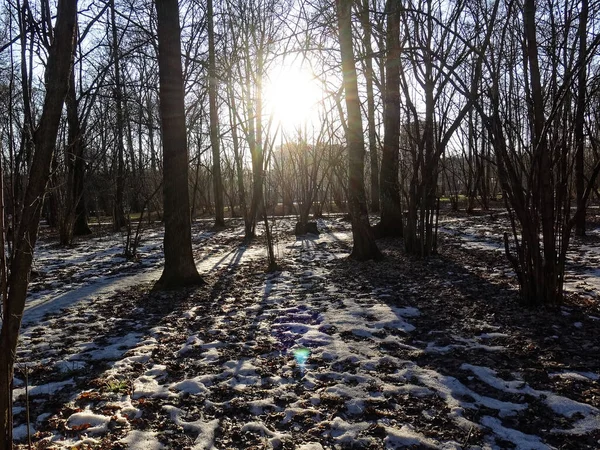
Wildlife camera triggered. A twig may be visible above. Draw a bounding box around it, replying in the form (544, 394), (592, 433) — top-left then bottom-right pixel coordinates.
(463, 425), (474, 447)
(25, 366), (32, 450)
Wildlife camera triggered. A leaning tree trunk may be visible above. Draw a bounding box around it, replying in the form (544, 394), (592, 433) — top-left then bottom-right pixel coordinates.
(154, 0), (202, 288)
(336, 0), (381, 261)
(375, 0), (402, 238)
(0, 1), (77, 446)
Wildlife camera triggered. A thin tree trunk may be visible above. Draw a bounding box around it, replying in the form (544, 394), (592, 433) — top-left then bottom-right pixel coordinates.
(575, 0), (588, 237)
(360, 0), (379, 213)
(14, 0), (34, 226)
(110, 0), (126, 230)
(524, 0), (557, 305)
(336, 0), (381, 261)
(228, 81), (248, 223)
(208, 0), (224, 228)
(0, 1), (77, 446)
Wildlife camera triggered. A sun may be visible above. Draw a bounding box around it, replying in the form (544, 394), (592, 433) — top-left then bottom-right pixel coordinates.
(264, 64), (321, 134)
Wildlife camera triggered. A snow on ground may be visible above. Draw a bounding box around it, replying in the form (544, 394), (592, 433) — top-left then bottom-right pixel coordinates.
(9, 215), (600, 448)
(439, 212), (600, 300)
(22, 220), (272, 326)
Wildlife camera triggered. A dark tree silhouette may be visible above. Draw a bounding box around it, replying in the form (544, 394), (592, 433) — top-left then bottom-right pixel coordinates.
(0, 0), (77, 446)
(375, 0), (402, 238)
(208, 0), (225, 228)
(336, 0), (381, 261)
(154, 0), (202, 289)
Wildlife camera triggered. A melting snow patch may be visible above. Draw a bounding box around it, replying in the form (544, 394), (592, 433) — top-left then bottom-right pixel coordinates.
(384, 424), (447, 448)
(13, 378), (75, 399)
(118, 430), (165, 450)
(133, 365), (172, 399)
(240, 421), (291, 448)
(325, 417), (372, 445)
(481, 416), (550, 449)
(297, 444), (324, 450)
(406, 366), (527, 418)
(170, 378), (211, 396)
(67, 409), (110, 435)
(462, 364), (600, 435)
(79, 333), (143, 361)
(177, 334), (203, 356)
(549, 371), (600, 381)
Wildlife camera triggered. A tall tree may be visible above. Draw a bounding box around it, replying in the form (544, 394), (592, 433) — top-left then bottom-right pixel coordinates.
(359, 0), (380, 213)
(154, 0), (202, 288)
(375, 0), (402, 238)
(110, 0), (127, 230)
(208, 0), (225, 228)
(336, 0), (381, 261)
(0, 0), (77, 446)
(474, 0), (600, 306)
(574, 0), (588, 236)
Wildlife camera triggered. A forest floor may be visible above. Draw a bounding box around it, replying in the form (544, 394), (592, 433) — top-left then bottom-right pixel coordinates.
(9, 209), (600, 449)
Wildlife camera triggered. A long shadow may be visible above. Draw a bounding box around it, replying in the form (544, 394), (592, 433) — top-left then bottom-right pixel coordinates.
(13, 224), (242, 436)
(322, 235), (600, 447)
(13, 283), (204, 436)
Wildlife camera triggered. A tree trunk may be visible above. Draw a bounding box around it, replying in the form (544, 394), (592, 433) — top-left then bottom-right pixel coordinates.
(110, 0), (126, 231)
(574, 0), (588, 237)
(248, 50), (264, 238)
(0, 0), (77, 446)
(336, 0), (381, 261)
(63, 60), (91, 243)
(227, 80), (248, 226)
(208, 0), (225, 228)
(14, 0), (35, 228)
(154, 0), (202, 289)
(524, 0), (559, 305)
(360, 0), (380, 213)
(375, 0), (402, 238)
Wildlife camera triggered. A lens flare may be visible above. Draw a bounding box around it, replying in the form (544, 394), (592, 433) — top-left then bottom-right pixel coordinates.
(293, 347), (311, 369)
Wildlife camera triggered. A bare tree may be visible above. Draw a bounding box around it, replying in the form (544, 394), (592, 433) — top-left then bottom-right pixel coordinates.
(399, 0), (498, 256)
(208, 0), (224, 228)
(109, 0), (127, 230)
(475, 0), (600, 306)
(336, 0), (381, 261)
(359, 0), (380, 213)
(574, 0), (589, 236)
(0, 0), (77, 445)
(153, 0), (202, 288)
(375, 0), (402, 238)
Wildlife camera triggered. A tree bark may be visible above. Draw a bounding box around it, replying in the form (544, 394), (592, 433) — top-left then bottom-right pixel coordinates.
(227, 80), (248, 223)
(0, 0), (77, 446)
(64, 60), (91, 244)
(110, 0), (126, 230)
(154, 0), (203, 289)
(359, 0), (380, 213)
(524, 0), (558, 305)
(208, 0), (225, 228)
(375, 0), (402, 238)
(574, 0), (588, 237)
(336, 0), (381, 261)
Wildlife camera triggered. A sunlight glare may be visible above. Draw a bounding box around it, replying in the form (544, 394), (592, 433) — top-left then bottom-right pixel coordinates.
(265, 65), (321, 132)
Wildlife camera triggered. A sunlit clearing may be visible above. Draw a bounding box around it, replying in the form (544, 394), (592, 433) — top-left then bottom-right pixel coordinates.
(265, 65), (321, 133)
